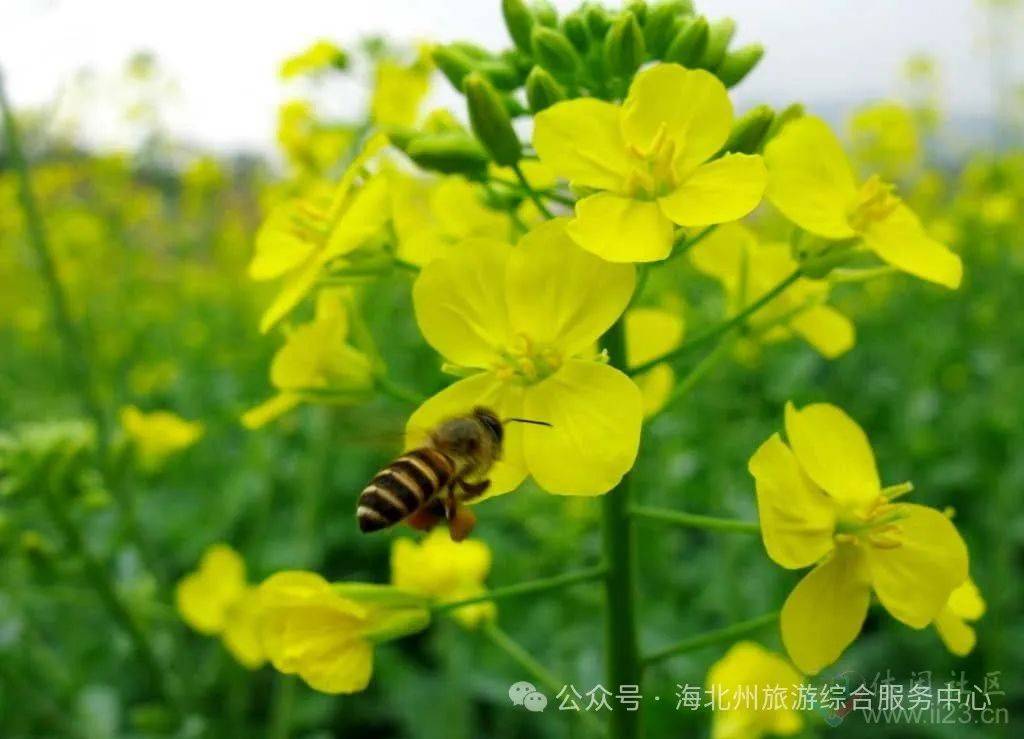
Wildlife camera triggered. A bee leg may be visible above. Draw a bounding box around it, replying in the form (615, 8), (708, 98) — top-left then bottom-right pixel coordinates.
(405, 498), (445, 532)
(457, 478), (491, 502)
(443, 480), (477, 542)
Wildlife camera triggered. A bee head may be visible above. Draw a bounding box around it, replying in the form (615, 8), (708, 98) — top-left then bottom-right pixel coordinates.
(472, 406), (504, 444)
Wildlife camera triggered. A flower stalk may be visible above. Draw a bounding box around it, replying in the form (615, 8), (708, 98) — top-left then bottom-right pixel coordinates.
(630, 506), (760, 535)
(642, 612), (779, 667)
(432, 565), (607, 612)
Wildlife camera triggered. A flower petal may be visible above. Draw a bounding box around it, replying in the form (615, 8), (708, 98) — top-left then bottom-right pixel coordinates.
(788, 305), (856, 359)
(249, 200), (319, 280)
(784, 402), (881, 507)
(688, 223), (756, 292)
(175, 544), (248, 635)
(258, 256), (322, 334)
(222, 588), (267, 669)
(522, 361), (642, 495)
(323, 172), (391, 259)
(866, 503), (969, 629)
(748, 433), (837, 569)
(862, 203), (963, 289)
(567, 193), (675, 263)
(406, 372), (528, 497)
(625, 307), (685, 369)
(533, 98), (633, 191)
(508, 219), (636, 355)
(948, 578), (985, 621)
(764, 116), (859, 239)
(933, 608), (977, 657)
(621, 64), (732, 173)
(781, 544), (871, 675)
(657, 154), (767, 227)
(298, 637), (374, 695)
(412, 238), (511, 368)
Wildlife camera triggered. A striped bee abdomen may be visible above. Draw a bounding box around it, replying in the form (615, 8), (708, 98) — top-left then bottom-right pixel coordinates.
(357, 447), (454, 533)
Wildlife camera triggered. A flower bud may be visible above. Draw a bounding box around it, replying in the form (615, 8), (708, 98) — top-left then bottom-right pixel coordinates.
(433, 45), (475, 90)
(476, 58), (522, 90)
(525, 65), (567, 112)
(502, 0), (535, 55)
(644, 0), (692, 58)
(765, 103), (805, 142)
(625, 0), (648, 24)
(561, 12), (592, 53)
(698, 17), (735, 70)
(531, 0), (558, 27)
(531, 26), (580, 78)
(799, 241), (859, 279)
(716, 43), (764, 87)
(405, 131), (489, 177)
(584, 3), (612, 38)
(604, 12), (646, 78)
(463, 72), (522, 166)
(720, 104), (774, 154)
(664, 15), (708, 67)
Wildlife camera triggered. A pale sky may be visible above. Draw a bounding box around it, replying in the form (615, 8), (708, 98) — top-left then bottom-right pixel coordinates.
(1, 0), (1018, 154)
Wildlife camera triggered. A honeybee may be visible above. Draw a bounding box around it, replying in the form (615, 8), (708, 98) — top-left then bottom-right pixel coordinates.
(356, 407), (551, 541)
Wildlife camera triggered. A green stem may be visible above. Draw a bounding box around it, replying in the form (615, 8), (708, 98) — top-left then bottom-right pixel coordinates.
(374, 374), (426, 405)
(490, 175), (576, 206)
(628, 269), (803, 376)
(642, 612), (779, 667)
(0, 72), (109, 452)
(432, 565), (607, 613)
(649, 337), (734, 420)
(668, 224), (717, 263)
(511, 162), (555, 218)
(601, 318), (642, 739)
(267, 674), (296, 739)
(630, 506), (760, 534)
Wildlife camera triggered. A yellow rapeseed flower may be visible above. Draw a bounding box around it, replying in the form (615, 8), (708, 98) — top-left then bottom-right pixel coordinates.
(533, 63), (767, 262)
(933, 578), (985, 656)
(119, 405), (204, 471)
(706, 641), (803, 739)
(259, 571), (430, 694)
(249, 134), (391, 332)
(764, 116), (962, 288)
(391, 529), (495, 628)
(389, 172), (511, 266)
(371, 52), (432, 128)
(748, 402), (968, 674)
(625, 307), (685, 417)
(409, 219), (642, 495)
(690, 224), (855, 359)
(847, 102), (921, 179)
(175, 544), (265, 669)
(242, 291), (374, 429)
(279, 40), (348, 79)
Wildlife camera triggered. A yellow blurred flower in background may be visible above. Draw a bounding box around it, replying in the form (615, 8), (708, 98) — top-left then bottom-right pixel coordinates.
(748, 401), (968, 674)
(690, 224), (855, 359)
(933, 578), (985, 656)
(391, 529), (495, 628)
(706, 641), (803, 739)
(176, 544), (265, 669)
(279, 40), (348, 79)
(371, 50), (433, 128)
(625, 307), (686, 417)
(765, 116), (962, 288)
(534, 63), (767, 262)
(409, 219), (642, 496)
(847, 102), (921, 179)
(259, 571), (430, 694)
(120, 405), (204, 471)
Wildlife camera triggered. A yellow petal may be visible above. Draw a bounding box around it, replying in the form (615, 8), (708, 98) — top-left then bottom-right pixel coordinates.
(784, 402), (880, 507)
(412, 238), (511, 367)
(567, 193), (675, 262)
(509, 219), (636, 355)
(175, 544), (248, 635)
(948, 578), (985, 621)
(241, 393), (303, 430)
(657, 154), (767, 227)
(764, 116), (859, 239)
(781, 544), (871, 675)
(406, 372), (528, 497)
(533, 98), (633, 191)
(625, 307), (686, 369)
(621, 64), (732, 174)
(866, 503), (969, 629)
(748, 433), (837, 569)
(323, 172), (391, 260)
(688, 222), (756, 292)
(372, 60), (429, 128)
(433, 176), (509, 241)
(634, 364), (675, 418)
(522, 360), (642, 495)
(258, 256), (322, 334)
(788, 305), (855, 359)
(933, 607), (977, 656)
(298, 638), (374, 695)
(222, 588), (267, 669)
(249, 200), (319, 280)
(862, 203), (963, 289)
(708, 641), (803, 739)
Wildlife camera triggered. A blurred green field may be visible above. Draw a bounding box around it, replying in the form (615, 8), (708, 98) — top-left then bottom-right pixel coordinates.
(2, 6), (1024, 739)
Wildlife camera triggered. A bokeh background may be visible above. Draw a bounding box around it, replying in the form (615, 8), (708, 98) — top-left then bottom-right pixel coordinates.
(1, 0), (1023, 737)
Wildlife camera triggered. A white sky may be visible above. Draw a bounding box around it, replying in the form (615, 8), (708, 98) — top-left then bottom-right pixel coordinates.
(1, 0), (1017, 154)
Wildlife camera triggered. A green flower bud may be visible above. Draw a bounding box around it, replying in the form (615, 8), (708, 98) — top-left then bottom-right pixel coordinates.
(720, 104), (774, 154)
(561, 12), (592, 53)
(664, 15), (708, 67)
(525, 65), (567, 112)
(404, 131), (489, 177)
(765, 103), (805, 142)
(644, 1), (692, 58)
(531, 26), (580, 78)
(626, 0), (648, 24)
(584, 3), (613, 38)
(532, 0), (558, 27)
(463, 72), (522, 166)
(698, 17), (736, 70)
(476, 58), (522, 90)
(433, 45), (475, 91)
(502, 0), (536, 55)
(604, 12), (646, 79)
(716, 43), (764, 87)
(798, 240), (859, 279)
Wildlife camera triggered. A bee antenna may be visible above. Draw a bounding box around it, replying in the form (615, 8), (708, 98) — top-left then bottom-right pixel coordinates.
(503, 417), (554, 428)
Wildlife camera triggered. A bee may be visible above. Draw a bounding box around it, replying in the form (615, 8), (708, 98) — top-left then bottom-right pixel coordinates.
(356, 406), (551, 541)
